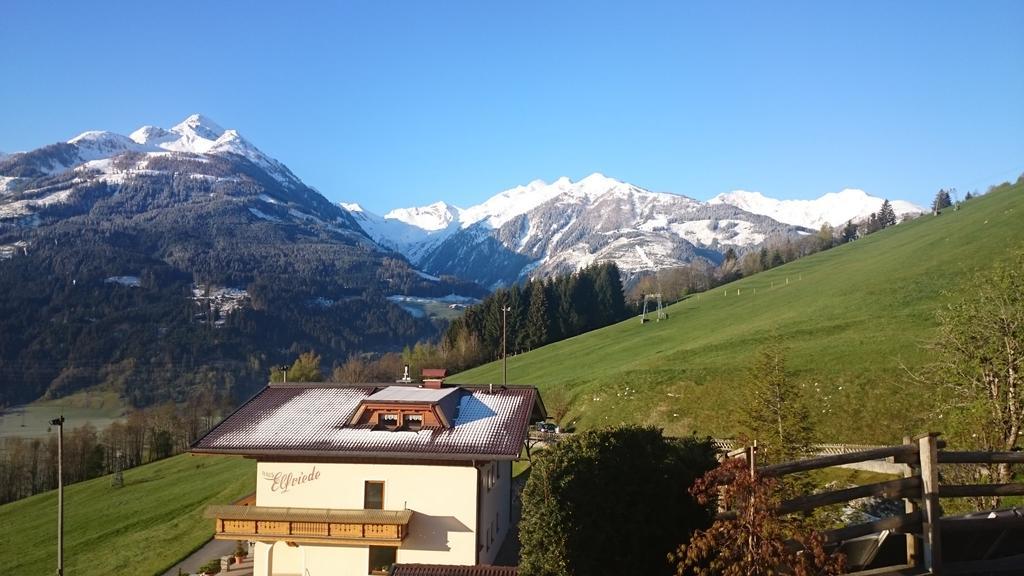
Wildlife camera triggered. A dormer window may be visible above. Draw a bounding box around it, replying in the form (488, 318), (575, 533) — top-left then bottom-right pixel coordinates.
(405, 414), (423, 431)
(380, 414), (400, 430)
(350, 385), (461, 430)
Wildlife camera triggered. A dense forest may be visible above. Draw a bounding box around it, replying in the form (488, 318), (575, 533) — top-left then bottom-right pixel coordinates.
(329, 262), (631, 382)
(443, 261), (629, 358)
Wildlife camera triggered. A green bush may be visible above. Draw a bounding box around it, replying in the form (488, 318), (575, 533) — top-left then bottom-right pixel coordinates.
(519, 426), (718, 576)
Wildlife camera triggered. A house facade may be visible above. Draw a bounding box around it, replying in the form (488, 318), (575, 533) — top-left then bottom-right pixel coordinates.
(192, 380), (544, 576)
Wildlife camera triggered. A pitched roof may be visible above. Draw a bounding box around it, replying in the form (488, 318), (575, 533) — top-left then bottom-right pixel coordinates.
(391, 564), (518, 576)
(191, 383), (542, 460)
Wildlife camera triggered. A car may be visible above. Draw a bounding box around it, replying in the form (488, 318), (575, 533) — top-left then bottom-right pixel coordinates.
(535, 422), (557, 433)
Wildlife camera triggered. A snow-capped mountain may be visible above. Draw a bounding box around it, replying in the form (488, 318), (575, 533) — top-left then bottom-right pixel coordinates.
(710, 189), (924, 229)
(345, 173), (808, 287)
(0, 115), (483, 409)
(0, 114), (343, 227)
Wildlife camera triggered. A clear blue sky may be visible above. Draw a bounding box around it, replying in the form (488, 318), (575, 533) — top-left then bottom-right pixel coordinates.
(1, 1), (1021, 212)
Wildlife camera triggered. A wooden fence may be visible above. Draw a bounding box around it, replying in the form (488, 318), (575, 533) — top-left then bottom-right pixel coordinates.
(729, 433), (1024, 575)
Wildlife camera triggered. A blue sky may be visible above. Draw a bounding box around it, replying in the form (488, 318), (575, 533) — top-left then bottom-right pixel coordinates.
(1, 1), (1021, 213)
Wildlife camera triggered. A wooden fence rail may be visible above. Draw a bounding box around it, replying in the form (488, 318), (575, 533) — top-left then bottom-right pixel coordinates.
(727, 432), (1024, 575)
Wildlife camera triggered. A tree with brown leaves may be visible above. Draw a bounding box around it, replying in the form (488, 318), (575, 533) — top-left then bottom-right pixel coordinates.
(670, 458), (845, 576)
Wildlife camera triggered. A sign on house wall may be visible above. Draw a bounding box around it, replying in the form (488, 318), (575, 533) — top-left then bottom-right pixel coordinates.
(261, 466), (321, 494)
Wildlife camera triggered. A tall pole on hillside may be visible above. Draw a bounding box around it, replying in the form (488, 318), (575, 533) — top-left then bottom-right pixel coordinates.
(50, 415), (65, 576)
(501, 305), (511, 387)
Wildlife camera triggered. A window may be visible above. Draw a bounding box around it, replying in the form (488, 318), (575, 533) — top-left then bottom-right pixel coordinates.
(380, 413), (399, 430)
(364, 481), (384, 510)
(404, 413), (423, 431)
(368, 546), (396, 575)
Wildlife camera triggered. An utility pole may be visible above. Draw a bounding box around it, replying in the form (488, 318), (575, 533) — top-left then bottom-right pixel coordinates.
(50, 415), (65, 576)
(501, 305), (512, 387)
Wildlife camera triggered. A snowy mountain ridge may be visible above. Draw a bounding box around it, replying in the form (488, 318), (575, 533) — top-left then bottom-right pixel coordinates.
(710, 188), (924, 229)
(39, 114), (301, 187)
(343, 173), (807, 287)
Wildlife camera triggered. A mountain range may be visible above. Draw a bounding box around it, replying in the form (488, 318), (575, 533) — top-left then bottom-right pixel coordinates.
(344, 175), (924, 287)
(0, 113), (924, 407)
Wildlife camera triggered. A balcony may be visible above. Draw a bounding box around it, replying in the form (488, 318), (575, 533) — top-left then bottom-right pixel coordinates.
(205, 505), (413, 546)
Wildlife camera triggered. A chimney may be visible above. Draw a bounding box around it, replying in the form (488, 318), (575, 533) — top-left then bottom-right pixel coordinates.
(421, 368), (448, 389)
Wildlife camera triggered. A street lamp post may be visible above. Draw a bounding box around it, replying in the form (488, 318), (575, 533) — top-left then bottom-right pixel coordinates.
(50, 415), (64, 576)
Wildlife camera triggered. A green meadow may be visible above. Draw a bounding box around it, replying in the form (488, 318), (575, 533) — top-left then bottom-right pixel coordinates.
(451, 182), (1024, 444)
(0, 453), (254, 576)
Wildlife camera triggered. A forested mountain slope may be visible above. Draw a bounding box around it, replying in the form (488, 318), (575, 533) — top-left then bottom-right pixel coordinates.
(0, 116), (482, 408)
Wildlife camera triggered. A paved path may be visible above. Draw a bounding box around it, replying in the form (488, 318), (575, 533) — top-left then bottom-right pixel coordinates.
(162, 539), (252, 576)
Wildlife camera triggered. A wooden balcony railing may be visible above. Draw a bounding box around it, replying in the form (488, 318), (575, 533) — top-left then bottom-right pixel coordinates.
(205, 505), (413, 546)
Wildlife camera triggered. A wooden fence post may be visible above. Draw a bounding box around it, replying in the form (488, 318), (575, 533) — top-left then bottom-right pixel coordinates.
(918, 433), (943, 574)
(902, 436), (919, 567)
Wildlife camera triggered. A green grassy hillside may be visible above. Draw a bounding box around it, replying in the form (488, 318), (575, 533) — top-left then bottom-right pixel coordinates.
(0, 453), (254, 576)
(451, 182), (1023, 443)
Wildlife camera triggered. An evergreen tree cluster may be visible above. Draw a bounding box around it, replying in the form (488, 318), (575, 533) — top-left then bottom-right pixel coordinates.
(444, 262), (629, 363)
(932, 189), (953, 213)
(860, 199), (898, 236)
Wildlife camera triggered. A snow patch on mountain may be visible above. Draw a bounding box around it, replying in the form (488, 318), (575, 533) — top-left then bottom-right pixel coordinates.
(459, 177), (570, 228)
(710, 189), (924, 229)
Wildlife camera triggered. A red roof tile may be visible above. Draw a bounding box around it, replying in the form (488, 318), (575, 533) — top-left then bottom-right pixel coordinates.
(191, 383), (542, 460)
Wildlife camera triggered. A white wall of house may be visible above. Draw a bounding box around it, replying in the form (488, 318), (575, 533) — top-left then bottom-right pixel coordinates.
(253, 460), (499, 576)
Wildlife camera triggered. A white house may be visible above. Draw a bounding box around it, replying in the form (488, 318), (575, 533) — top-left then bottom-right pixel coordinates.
(192, 378), (545, 576)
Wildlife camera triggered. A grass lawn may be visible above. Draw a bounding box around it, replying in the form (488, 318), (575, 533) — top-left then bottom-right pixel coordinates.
(0, 453), (254, 576)
(451, 182), (1024, 444)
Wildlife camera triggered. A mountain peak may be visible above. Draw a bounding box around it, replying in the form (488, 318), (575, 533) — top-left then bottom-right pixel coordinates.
(171, 114), (225, 141)
(129, 125), (171, 145)
(385, 201), (460, 231)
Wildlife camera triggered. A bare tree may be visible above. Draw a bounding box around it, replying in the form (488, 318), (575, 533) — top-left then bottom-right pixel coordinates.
(921, 249), (1023, 489)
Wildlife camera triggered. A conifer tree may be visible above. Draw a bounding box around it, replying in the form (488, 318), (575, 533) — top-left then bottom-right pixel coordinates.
(744, 343), (814, 464)
(932, 189), (953, 213)
(878, 199), (897, 228)
(841, 220), (858, 243)
(525, 280), (550, 350)
(594, 262), (626, 325)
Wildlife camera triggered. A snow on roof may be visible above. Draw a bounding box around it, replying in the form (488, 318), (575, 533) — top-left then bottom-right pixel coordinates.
(191, 383), (541, 460)
(366, 386), (459, 403)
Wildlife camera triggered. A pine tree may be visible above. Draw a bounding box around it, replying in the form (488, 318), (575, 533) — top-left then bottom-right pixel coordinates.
(842, 220), (858, 242)
(571, 270), (599, 333)
(932, 189), (953, 213)
(510, 283), (529, 353)
(594, 262), (626, 325)
(744, 343), (814, 464)
(878, 199), (897, 228)
(525, 280), (550, 350)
